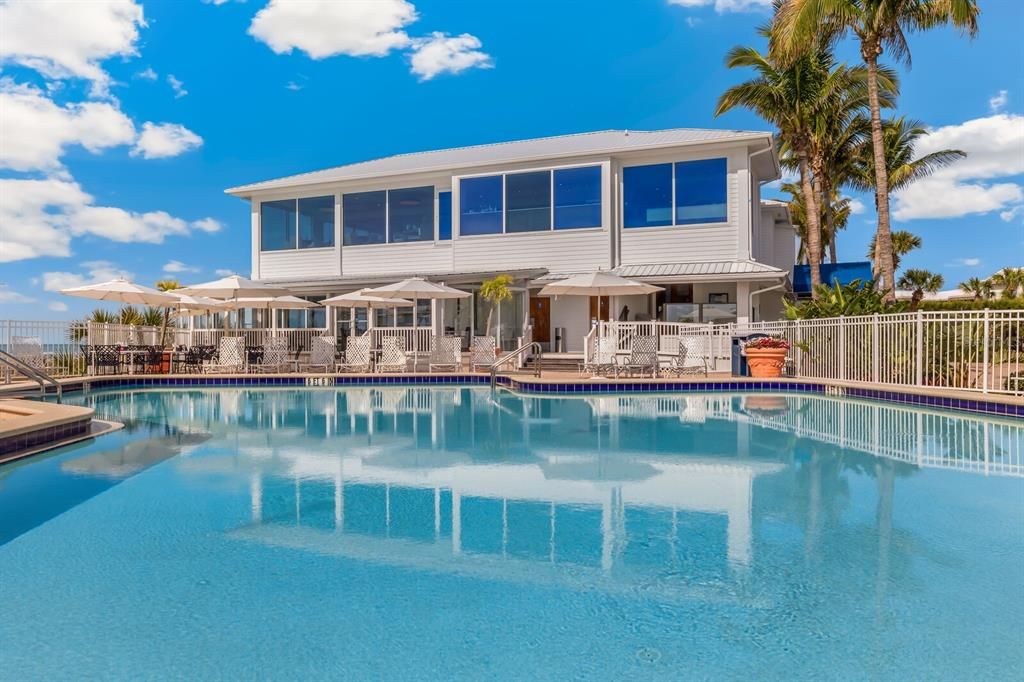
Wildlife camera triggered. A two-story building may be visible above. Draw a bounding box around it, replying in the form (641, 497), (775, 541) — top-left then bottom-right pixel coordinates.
(226, 128), (795, 353)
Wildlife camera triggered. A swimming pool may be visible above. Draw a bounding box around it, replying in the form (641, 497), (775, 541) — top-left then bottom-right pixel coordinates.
(1, 387), (1021, 680)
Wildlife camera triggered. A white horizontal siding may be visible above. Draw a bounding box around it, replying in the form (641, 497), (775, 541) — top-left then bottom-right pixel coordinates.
(619, 170), (740, 265)
(453, 230), (611, 274)
(342, 242), (453, 277)
(259, 248), (340, 280)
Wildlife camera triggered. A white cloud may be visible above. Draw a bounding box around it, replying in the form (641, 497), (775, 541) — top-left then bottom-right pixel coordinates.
(948, 257), (982, 267)
(0, 79), (135, 171)
(215, 269), (236, 277)
(0, 177), (222, 262)
(131, 122), (203, 159)
(989, 89), (1009, 113)
(0, 285), (35, 304)
(163, 260), (199, 274)
(409, 33), (492, 81)
(48, 301), (69, 312)
(136, 66), (158, 80)
(1000, 205), (1024, 223)
(893, 114), (1024, 221)
(249, 0), (415, 58)
(668, 0), (772, 12)
(285, 81), (304, 91)
(191, 217), (223, 233)
(42, 261), (134, 292)
(848, 198), (866, 215)
(0, 0), (145, 97)
(167, 74), (188, 98)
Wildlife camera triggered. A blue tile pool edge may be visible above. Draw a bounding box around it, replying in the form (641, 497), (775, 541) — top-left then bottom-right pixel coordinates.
(19, 375), (1024, 419)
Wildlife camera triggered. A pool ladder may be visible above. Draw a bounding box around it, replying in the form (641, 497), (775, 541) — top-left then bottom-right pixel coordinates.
(0, 349), (62, 401)
(489, 341), (542, 391)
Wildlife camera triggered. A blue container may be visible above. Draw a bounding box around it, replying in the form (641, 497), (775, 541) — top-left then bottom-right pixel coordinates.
(731, 333), (770, 376)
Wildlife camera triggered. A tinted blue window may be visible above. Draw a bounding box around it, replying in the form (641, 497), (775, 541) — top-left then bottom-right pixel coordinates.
(343, 191), (386, 245)
(260, 199), (296, 251)
(438, 191), (452, 240)
(506, 171), (551, 233)
(459, 175), (503, 236)
(554, 166), (601, 229)
(676, 158), (727, 224)
(388, 186), (434, 243)
(623, 163), (672, 228)
(297, 196), (334, 248)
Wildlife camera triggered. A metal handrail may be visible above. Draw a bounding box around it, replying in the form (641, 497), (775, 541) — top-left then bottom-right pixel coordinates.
(0, 349), (62, 401)
(489, 341), (543, 389)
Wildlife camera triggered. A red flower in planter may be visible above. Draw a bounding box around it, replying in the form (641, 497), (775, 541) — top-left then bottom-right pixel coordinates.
(743, 336), (791, 351)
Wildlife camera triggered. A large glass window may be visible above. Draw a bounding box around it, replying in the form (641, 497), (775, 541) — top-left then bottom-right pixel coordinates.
(388, 186), (434, 243)
(623, 164), (672, 228)
(675, 158), (727, 224)
(438, 191), (452, 240)
(460, 175), (503, 236)
(343, 191), (386, 245)
(505, 171), (551, 233)
(554, 166), (601, 229)
(297, 196), (335, 248)
(260, 199), (297, 251)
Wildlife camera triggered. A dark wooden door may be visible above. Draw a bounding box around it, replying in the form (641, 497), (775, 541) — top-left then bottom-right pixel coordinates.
(589, 296), (610, 322)
(529, 296), (551, 343)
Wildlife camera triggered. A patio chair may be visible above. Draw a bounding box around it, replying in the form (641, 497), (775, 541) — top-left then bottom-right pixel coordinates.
(90, 344), (122, 375)
(663, 335), (708, 377)
(10, 336), (49, 374)
(615, 335), (659, 378)
(470, 336), (496, 372)
(377, 336), (409, 373)
(302, 336), (337, 373)
(336, 336), (371, 373)
(253, 336), (293, 373)
(172, 346), (206, 374)
(580, 337), (618, 376)
(204, 336), (245, 374)
(429, 336), (462, 373)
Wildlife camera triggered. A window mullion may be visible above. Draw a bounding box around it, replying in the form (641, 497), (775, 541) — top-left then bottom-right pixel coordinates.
(549, 171), (555, 231)
(385, 190), (390, 244)
(502, 174), (507, 234)
(670, 164), (676, 228)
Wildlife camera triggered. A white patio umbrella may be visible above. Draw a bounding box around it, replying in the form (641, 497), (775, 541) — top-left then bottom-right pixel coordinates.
(365, 278), (471, 354)
(60, 278), (180, 306)
(322, 289), (414, 337)
(177, 275), (293, 332)
(218, 296), (320, 338)
(537, 271), (664, 297)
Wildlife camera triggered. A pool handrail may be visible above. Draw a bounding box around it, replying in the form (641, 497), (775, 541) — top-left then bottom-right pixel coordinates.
(490, 341), (543, 389)
(0, 348), (62, 401)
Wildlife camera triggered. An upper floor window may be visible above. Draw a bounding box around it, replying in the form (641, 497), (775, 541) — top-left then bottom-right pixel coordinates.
(438, 191), (452, 240)
(344, 186), (435, 245)
(459, 165), (603, 236)
(623, 158), (727, 228)
(260, 196), (334, 251)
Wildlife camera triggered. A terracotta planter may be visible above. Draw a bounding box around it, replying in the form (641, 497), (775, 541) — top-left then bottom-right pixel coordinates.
(744, 347), (788, 378)
(742, 395), (788, 413)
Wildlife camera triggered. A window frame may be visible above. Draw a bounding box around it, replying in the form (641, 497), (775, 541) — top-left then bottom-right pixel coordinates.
(622, 156), (730, 230)
(454, 161), (607, 239)
(258, 195), (336, 252)
(341, 185), (441, 247)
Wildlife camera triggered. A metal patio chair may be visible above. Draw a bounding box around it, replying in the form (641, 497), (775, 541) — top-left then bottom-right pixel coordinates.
(615, 335), (659, 378)
(302, 335), (337, 373)
(376, 336), (409, 373)
(580, 337), (618, 376)
(10, 336), (50, 374)
(429, 335), (462, 373)
(204, 336), (245, 374)
(336, 336), (371, 373)
(663, 335), (709, 377)
(253, 336), (293, 373)
(470, 336), (496, 372)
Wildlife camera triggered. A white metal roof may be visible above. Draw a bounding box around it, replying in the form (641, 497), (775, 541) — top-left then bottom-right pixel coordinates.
(226, 128), (774, 196)
(532, 261), (786, 284)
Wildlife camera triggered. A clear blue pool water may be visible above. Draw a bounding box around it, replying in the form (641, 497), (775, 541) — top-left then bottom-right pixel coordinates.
(0, 387), (1021, 681)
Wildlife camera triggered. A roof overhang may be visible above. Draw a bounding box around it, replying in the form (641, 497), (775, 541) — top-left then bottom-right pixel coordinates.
(259, 268), (548, 293)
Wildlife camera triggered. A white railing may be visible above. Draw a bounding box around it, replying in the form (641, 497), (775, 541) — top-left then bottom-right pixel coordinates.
(598, 310), (1024, 396)
(369, 327), (435, 354)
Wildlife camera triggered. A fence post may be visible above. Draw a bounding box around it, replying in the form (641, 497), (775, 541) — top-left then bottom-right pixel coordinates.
(2, 319), (9, 383)
(871, 314), (880, 384)
(915, 311), (923, 386)
(794, 319), (802, 377)
(838, 316), (846, 381)
(982, 308), (990, 394)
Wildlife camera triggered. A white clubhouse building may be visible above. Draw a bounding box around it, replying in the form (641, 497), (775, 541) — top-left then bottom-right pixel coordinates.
(227, 128), (795, 353)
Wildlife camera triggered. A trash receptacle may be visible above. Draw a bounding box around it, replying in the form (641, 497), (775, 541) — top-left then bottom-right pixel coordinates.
(553, 327), (566, 353)
(731, 333), (770, 376)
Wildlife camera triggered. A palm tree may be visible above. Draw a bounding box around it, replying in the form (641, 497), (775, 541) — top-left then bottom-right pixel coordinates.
(958, 277), (992, 301)
(717, 40), (855, 296)
(155, 279), (181, 347)
(784, 181), (853, 263)
(479, 274), (514, 342)
(773, 0), (981, 301)
(897, 268), (943, 310)
(990, 267), (1024, 299)
(866, 229), (920, 270)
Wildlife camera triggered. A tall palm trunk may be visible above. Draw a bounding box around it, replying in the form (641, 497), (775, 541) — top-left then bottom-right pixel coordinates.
(864, 48), (896, 300)
(798, 149), (822, 298)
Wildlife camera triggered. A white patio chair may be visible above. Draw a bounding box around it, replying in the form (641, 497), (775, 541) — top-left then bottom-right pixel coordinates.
(11, 336), (49, 373)
(204, 336), (245, 374)
(302, 335), (337, 373)
(376, 336), (409, 373)
(580, 337), (617, 376)
(253, 336), (292, 373)
(470, 336), (496, 372)
(663, 335), (709, 377)
(429, 336), (462, 373)
(336, 336), (371, 373)
(615, 335), (659, 378)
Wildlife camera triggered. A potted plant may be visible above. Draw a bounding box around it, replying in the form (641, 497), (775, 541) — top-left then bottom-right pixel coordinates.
(743, 336), (791, 378)
(479, 274), (513, 353)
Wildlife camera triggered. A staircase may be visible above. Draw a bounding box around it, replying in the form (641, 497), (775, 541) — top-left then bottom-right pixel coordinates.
(523, 353), (582, 373)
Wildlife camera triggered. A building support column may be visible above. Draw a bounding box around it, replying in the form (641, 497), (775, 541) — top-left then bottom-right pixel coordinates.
(736, 281), (751, 326)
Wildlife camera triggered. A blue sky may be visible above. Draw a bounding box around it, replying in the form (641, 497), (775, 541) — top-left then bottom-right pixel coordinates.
(1, 0), (1021, 319)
